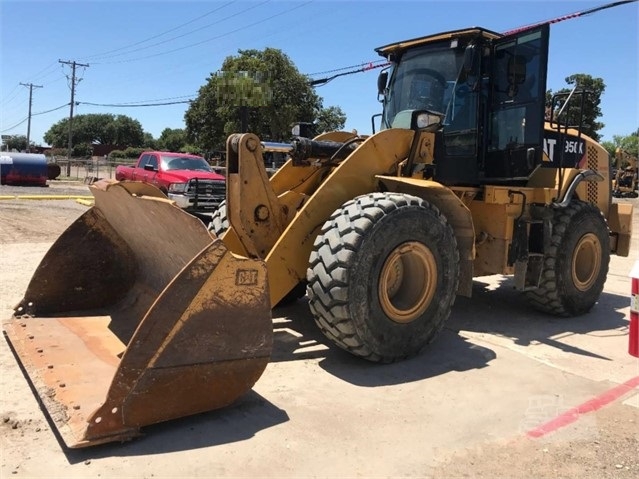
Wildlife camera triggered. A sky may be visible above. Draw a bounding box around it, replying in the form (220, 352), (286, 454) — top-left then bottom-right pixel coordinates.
(1, 0), (638, 147)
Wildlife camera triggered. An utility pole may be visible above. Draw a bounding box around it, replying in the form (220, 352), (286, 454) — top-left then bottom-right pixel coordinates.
(19, 82), (42, 152)
(59, 59), (89, 176)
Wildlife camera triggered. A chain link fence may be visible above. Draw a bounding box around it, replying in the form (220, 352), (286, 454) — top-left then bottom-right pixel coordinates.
(48, 157), (136, 182)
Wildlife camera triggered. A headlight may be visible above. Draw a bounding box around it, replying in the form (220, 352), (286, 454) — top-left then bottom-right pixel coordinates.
(168, 182), (187, 193)
(414, 112), (441, 129)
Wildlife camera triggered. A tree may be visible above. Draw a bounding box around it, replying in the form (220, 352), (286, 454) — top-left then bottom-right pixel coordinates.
(617, 128), (639, 157)
(315, 106), (347, 134)
(157, 128), (188, 152)
(3, 135), (29, 152)
(185, 48), (345, 151)
(547, 74), (605, 141)
(142, 132), (157, 149)
(602, 129), (639, 163)
(44, 113), (145, 148)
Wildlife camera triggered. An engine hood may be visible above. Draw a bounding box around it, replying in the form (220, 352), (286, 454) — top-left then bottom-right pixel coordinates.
(163, 170), (225, 182)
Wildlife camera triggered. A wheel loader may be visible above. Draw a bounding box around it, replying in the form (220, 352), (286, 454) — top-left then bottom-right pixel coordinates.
(4, 24), (633, 448)
(612, 147), (638, 198)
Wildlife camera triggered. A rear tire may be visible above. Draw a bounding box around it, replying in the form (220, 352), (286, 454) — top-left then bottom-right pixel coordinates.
(307, 192), (459, 363)
(525, 200), (610, 316)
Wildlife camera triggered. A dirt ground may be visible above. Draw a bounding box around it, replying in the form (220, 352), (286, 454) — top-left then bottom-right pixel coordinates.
(1, 181), (638, 478)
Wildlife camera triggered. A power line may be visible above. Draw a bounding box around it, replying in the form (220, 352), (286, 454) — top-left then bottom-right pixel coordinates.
(1, 85), (23, 107)
(27, 61), (60, 83)
(31, 103), (70, 116)
(82, 94), (195, 105)
(75, 58), (387, 109)
(310, 61), (391, 86)
(1, 117), (28, 133)
(0, 103), (69, 133)
(89, 1), (268, 63)
(504, 0), (638, 34)
(308, 60), (387, 77)
(81, 1), (238, 61)
(79, 99), (193, 107)
(95, 1), (312, 65)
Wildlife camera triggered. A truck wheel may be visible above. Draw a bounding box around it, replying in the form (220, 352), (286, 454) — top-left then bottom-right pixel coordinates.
(525, 201), (610, 316)
(307, 192), (459, 363)
(209, 200), (305, 306)
(208, 201), (228, 237)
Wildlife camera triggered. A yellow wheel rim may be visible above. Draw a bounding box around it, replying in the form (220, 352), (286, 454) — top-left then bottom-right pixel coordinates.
(571, 233), (602, 292)
(379, 242), (437, 324)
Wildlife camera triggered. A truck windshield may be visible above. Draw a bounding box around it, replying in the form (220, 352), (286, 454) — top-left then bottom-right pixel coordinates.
(161, 156), (213, 172)
(382, 42), (467, 129)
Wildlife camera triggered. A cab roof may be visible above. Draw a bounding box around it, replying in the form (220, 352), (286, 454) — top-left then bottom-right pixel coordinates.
(375, 27), (501, 57)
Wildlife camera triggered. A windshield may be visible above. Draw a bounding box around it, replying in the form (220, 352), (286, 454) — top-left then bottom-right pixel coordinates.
(382, 42), (467, 129)
(161, 155), (213, 172)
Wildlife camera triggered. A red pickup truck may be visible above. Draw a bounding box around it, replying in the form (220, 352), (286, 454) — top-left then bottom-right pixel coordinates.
(115, 151), (225, 214)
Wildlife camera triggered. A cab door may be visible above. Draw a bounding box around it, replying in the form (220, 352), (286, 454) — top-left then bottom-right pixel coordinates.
(483, 25), (549, 180)
(144, 154), (159, 184)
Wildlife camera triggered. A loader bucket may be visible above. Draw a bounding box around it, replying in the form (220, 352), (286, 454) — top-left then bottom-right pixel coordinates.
(3, 180), (273, 448)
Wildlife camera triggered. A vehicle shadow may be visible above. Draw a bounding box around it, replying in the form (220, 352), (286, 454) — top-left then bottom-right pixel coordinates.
(449, 275), (630, 360)
(62, 276), (629, 460)
(63, 391), (288, 463)
(270, 273), (630, 373)
(270, 299), (496, 387)
(62, 295), (496, 461)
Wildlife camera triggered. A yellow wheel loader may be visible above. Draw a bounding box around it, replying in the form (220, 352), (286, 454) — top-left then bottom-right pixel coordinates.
(612, 147), (638, 198)
(4, 24), (633, 448)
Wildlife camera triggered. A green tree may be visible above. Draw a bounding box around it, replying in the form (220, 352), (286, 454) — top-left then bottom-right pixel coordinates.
(72, 142), (94, 158)
(547, 74), (605, 141)
(315, 106), (347, 133)
(618, 128), (639, 157)
(185, 48), (345, 151)
(602, 130), (639, 163)
(157, 128), (188, 152)
(3, 135), (29, 151)
(142, 132), (157, 149)
(44, 114), (145, 148)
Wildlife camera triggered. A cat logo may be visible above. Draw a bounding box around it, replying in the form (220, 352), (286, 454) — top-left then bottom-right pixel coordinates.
(542, 136), (585, 166)
(542, 138), (557, 162)
(236, 269), (259, 286)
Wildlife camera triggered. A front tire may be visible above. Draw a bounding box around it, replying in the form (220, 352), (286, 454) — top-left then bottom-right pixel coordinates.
(307, 192), (459, 363)
(209, 201), (305, 306)
(525, 200), (610, 316)
(208, 200), (229, 237)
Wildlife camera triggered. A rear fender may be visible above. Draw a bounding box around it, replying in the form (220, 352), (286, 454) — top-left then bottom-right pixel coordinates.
(607, 202), (633, 257)
(376, 176), (475, 297)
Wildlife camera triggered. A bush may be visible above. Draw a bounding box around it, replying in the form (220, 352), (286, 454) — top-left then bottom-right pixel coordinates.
(109, 147), (145, 160)
(179, 145), (204, 155)
(49, 147), (68, 158)
(72, 143), (93, 158)
(124, 147), (145, 159)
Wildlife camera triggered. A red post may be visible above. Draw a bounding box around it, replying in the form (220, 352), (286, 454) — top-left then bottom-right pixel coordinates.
(630, 261), (639, 358)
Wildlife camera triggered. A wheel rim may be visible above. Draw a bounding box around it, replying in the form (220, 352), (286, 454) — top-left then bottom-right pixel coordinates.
(571, 233), (602, 292)
(379, 241), (437, 324)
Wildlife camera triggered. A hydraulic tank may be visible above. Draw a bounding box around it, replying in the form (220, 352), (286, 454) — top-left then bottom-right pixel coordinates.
(0, 152), (48, 186)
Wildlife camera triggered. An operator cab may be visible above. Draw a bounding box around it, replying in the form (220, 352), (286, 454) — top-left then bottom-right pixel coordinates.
(376, 26), (549, 185)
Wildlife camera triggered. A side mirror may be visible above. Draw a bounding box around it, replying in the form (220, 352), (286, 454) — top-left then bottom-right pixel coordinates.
(291, 122), (316, 138)
(377, 71), (389, 95)
(462, 44), (478, 75)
